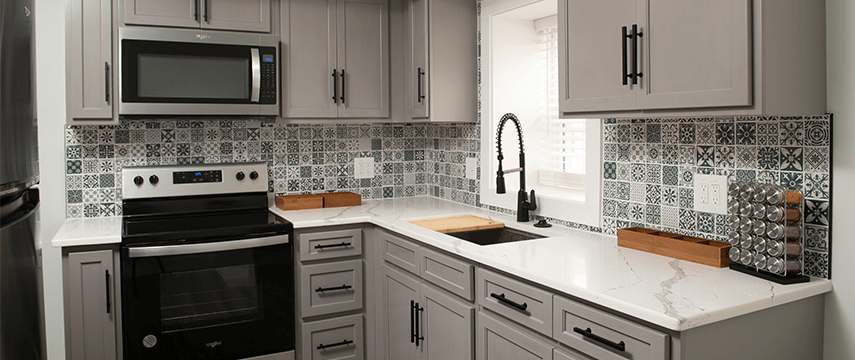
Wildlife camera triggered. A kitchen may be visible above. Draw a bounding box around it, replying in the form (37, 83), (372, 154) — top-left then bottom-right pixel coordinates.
(1, 0), (852, 359)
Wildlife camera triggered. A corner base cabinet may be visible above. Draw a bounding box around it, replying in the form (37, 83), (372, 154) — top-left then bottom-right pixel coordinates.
(62, 246), (121, 360)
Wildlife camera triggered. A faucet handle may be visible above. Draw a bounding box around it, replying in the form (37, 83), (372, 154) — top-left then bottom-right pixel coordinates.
(528, 190), (537, 211)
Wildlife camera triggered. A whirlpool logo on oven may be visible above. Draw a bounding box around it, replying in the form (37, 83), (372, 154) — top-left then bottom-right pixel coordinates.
(206, 341), (222, 349)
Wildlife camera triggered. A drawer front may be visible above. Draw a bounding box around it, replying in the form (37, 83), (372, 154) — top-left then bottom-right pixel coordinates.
(300, 229), (363, 262)
(476, 312), (553, 360)
(477, 268), (553, 337)
(300, 260), (364, 318)
(553, 296), (669, 360)
(420, 247), (474, 301)
(554, 348), (591, 360)
(301, 314), (364, 360)
(381, 230), (421, 275)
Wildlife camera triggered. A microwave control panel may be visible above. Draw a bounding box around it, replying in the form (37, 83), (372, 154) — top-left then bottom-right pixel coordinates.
(260, 50), (277, 104)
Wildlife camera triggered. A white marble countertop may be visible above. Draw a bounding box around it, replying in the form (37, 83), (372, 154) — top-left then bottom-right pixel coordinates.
(269, 196), (832, 332)
(51, 216), (123, 247)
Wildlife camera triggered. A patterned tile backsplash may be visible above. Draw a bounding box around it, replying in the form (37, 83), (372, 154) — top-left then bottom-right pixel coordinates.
(599, 115), (832, 279)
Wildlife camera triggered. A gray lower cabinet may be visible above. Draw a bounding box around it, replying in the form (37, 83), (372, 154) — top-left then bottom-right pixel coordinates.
(301, 314), (365, 360)
(66, 0), (116, 124)
(477, 312), (553, 360)
(300, 259), (364, 318)
(281, 0), (390, 118)
(380, 264), (421, 360)
(122, 0), (272, 33)
(63, 247), (120, 360)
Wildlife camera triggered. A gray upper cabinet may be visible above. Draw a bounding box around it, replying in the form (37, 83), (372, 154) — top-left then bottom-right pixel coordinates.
(559, 0), (826, 117)
(403, 0), (476, 122)
(63, 249), (118, 360)
(281, 0), (390, 118)
(66, 0), (116, 124)
(123, 0), (272, 33)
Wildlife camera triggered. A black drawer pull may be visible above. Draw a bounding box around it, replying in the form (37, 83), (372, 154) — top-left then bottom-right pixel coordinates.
(573, 327), (626, 352)
(410, 300), (416, 343)
(415, 302), (424, 346)
(490, 293), (528, 312)
(622, 26), (629, 85)
(317, 339), (353, 350)
(105, 270), (111, 314)
(315, 242), (352, 250)
(315, 284), (352, 293)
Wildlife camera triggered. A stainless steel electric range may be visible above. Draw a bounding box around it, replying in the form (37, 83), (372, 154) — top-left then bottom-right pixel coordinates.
(120, 162), (294, 360)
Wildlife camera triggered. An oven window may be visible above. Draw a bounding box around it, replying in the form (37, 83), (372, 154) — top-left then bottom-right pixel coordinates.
(159, 264), (259, 334)
(138, 55), (250, 100)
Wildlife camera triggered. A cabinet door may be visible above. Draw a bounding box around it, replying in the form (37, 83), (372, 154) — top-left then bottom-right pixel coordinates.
(65, 250), (116, 360)
(67, 0), (113, 121)
(281, 0), (339, 118)
(477, 312), (553, 360)
(404, 0), (429, 119)
(380, 264), (421, 360)
(336, 0), (390, 118)
(559, 0), (637, 113)
(636, 0), (751, 110)
(123, 0), (201, 28)
(421, 284), (474, 360)
(203, 0), (271, 33)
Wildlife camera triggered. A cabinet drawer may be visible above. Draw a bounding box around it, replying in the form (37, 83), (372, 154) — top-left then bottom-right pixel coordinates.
(477, 268), (553, 337)
(381, 231), (421, 275)
(301, 314), (364, 360)
(553, 296), (669, 360)
(300, 260), (364, 318)
(300, 229), (363, 262)
(420, 247), (474, 301)
(477, 312), (553, 360)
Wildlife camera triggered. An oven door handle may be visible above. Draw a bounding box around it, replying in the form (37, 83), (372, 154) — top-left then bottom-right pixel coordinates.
(250, 48), (261, 103)
(127, 235), (289, 258)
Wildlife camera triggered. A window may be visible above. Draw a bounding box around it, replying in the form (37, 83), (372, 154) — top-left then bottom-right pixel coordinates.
(480, 0), (601, 227)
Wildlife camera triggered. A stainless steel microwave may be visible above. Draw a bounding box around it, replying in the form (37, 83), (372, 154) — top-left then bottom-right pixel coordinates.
(119, 28), (279, 116)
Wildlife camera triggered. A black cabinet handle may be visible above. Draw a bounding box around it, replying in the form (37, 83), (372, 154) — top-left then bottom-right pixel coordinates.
(317, 339), (353, 350)
(203, 0), (209, 22)
(622, 26), (629, 85)
(410, 300), (416, 343)
(315, 242), (351, 250)
(194, 0), (198, 21)
(491, 293), (528, 312)
(332, 69), (338, 103)
(340, 70), (346, 103)
(417, 67), (425, 103)
(415, 303), (424, 346)
(105, 270), (111, 314)
(573, 327), (626, 352)
(315, 284), (352, 292)
(105, 62), (110, 104)
(631, 24), (643, 85)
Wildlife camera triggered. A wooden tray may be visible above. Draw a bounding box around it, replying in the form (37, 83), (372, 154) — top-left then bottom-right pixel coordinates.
(409, 215), (504, 234)
(275, 194), (324, 211)
(318, 192), (362, 208)
(617, 227), (732, 267)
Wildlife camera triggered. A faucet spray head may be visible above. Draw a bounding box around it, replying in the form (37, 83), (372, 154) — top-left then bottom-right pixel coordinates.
(496, 173), (506, 194)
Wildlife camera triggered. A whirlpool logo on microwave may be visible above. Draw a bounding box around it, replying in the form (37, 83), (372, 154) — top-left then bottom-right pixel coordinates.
(206, 341), (222, 349)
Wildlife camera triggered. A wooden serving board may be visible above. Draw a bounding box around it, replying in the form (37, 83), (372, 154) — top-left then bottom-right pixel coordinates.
(409, 215), (504, 234)
(275, 194), (324, 211)
(318, 192), (362, 208)
(618, 227), (732, 267)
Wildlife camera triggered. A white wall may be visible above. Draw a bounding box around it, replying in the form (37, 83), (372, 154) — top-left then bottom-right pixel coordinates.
(35, 0), (67, 358)
(824, 0), (855, 359)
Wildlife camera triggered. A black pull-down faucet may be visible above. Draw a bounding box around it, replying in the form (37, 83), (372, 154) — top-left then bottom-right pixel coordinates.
(495, 113), (537, 222)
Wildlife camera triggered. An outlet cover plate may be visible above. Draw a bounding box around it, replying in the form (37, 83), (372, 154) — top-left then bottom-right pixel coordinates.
(466, 157), (478, 179)
(354, 157), (375, 179)
(694, 174), (728, 214)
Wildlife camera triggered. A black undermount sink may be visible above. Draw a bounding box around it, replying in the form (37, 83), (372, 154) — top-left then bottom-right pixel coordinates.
(446, 227), (546, 246)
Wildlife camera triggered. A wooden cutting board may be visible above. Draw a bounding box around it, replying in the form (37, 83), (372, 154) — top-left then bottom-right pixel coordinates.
(409, 215), (504, 234)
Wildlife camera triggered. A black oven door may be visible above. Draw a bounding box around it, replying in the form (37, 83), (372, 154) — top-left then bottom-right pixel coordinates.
(121, 234), (294, 360)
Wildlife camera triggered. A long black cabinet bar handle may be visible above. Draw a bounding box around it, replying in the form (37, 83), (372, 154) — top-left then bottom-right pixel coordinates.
(415, 303), (424, 346)
(410, 300), (416, 343)
(340, 70), (346, 103)
(315, 242), (351, 250)
(203, 0), (209, 22)
(317, 339), (353, 350)
(622, 26), (629, 85)
(105, 62), (110, 103)
(194, 0), (198, 21)
(631, 24), (643, 85)
(332, 69), (338, 103)
(418, 68), (425, 103)
(315, 284), (352, 292)
(573, 327), (626, 352)
(105, 270), (111, 314)
(490, 293), (528, 312)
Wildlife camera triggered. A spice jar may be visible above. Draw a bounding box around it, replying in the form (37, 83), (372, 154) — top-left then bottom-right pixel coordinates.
(767, 258), (802, 274)
(740, 217), (755, 233)
(766, 186), (786, 205)
(786, 208), (802, 222)
(753, 185), (768, 203)
(753, 237), (768, 253)
(729, 215), (741, 230)
(785, 225), (802, 240)
(767, 223), (786, 240)
(740, 249), (755, 266)
(740, 234), (755, 250)
(752, 220), (767, 237)
(766, 240), (802, 257)
(739, 201), (754, 217)
(728, 200), (740, 215)
(754, 253), (769, 269)
(728, 231), (741, 246)
(785, 190), (803, 206)
(729, 247), (742, 262)
(728, 182), (741, 198)
(766, 206), (785, 222)
(739, 183), (755, 201)
(752, 203), (767, 220)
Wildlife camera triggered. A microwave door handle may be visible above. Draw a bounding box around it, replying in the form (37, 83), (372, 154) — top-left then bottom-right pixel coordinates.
(251, 48), (261, 103)
(127, 234), (290, 258)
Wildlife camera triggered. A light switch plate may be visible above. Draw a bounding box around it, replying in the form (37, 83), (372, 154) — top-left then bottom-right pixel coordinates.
(466, 157), (478, 179)
(694, 174), (728, 214)
(354, 157), (374, 179)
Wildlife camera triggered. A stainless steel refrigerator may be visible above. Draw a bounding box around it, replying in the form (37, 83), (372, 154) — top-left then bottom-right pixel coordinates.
(0, 0), (45, 359)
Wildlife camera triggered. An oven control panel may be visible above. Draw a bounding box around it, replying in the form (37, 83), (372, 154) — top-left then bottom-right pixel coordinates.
(122, 162), (268, 200)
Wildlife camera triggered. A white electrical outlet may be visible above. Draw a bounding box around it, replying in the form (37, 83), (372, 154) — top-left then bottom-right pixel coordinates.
(694, 174), (728, 214)
(465, 157), (477, 179)
(354, 157), (375, 179)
